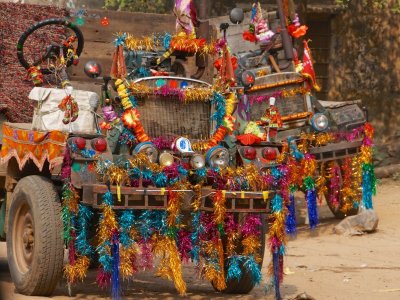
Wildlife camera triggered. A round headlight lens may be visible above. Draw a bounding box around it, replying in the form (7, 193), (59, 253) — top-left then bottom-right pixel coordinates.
(206, 146), (229, 169)
(134, 142), (158, 163)
(190, 154), (205, 169)
(159, 152), (174, 167)
(311, 113), (329, 131)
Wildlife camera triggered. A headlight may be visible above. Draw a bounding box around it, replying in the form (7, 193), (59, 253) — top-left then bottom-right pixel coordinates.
(311, 113), (329, 131)
(206, 146), (229, 169)
(134, 142), (158, 163)
(159, 152), (174, 167)
(190, 154), (205, 169)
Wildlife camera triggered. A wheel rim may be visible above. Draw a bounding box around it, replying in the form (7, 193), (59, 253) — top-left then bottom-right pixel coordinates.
(13, 201), (35, 274)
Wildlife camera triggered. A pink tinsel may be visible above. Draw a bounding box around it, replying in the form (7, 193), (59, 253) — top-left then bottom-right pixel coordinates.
(139, 241), (153, 270)
(152, 136), (175, 150)
(177, 230), (192, 263)
(163, 163), (180, 179)
(154, 85), (184, 100)
(61, 146), (72, 181)
(96, 269), (111, 288)
(247, 91), (283, 105)
(224, 213), (237, 234)
(329, 165), (340, 209)
(241, 214), (261, 237)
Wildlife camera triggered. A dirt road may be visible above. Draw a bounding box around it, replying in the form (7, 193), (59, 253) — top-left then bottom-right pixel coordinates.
(1, 178), (399, 300)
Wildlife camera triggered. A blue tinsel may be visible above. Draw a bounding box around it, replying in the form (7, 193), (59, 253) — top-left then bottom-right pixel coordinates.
(272, 251), (282, 300)
(306, 189), (318, 229)
(149, 210), (168, 235)
(153, 172), (167, 187)
(112, 233), (120, 300)
(271, 193), (283, 213)
(97, 241), (113, 273)
(129, 95), (137, 107)
(243, 255), (262, 285)
(128, 167), (141, 179)
(136, 67), (150, 78)
(118, 210), (135, 248)
(137, 211), (153, 240)
(178, 165), (188, 176)
(190, 211), (202, 264)
(211, 92), (226, 128)
(163, 33), (172, 49)
(226, 255), (244, 281)
(75, 204), (94, 257)
(114, 33), (126, 46)
(361, 164), (375, 209)
(142, 169), (153, 181)
(285, 192), (297, 236)
(288, 137), (304, 161)
(271, 167), (282, 181)
(251, 3), (257, 20)
(195, 167), (207, 179)
(103, 190), (114, 206)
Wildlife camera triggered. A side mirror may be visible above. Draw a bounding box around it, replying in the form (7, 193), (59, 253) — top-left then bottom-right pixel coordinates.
(229, 8), (244, 24)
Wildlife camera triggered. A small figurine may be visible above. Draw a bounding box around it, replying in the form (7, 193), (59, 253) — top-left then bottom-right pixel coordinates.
(261, 97), (282, 141)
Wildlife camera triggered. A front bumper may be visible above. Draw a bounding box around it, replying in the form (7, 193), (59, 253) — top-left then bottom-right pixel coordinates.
(309, 140), (362, 162)
(81, 184), (273, 213)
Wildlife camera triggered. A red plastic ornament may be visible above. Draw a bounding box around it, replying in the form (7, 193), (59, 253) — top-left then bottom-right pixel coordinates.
(242, 146), (257, 160)
(101, 17), (109, 26)
(262, 147), (277, 160)
(74, 137), (86, 150)
(92, 138), (108, 152)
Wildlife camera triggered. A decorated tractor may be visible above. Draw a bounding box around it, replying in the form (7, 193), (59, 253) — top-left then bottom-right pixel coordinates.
(226, 0), (375, 223)
(0, 1), (376, 300)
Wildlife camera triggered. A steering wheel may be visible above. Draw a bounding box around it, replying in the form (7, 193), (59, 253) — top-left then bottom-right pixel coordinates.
(17, 18), (84, 74)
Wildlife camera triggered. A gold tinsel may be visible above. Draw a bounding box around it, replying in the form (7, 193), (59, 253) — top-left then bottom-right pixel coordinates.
(182, 88), (214, 103)
(97, 205), (118, 245)
(245, 164), (263, 191)
(281, 86), (309, 98)
(268, 212), (286, 244)
(192, 184), (202, 211)
(213, 190), (226, 225)
(242, 235), (261, 262)
(167, 190), (183, 228)
(213, 238), (227, 291)
(153, 236), (187, 295)
(124, 34), (160, 51)
(120, 246), (138, 279)
(64, 256), (90, 284)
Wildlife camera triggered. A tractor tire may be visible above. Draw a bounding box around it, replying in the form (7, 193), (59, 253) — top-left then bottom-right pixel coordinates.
(7, 175), (64, 296)
(213, 213), (267, 294)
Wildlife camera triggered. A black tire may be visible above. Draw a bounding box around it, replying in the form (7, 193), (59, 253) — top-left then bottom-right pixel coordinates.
(7, 175), (64, 296)
(213, 213), (266, 294)
(323, 160), (359, 219)
(17, 18), (84, 74)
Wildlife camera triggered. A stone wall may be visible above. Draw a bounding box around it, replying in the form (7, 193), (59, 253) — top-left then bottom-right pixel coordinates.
(328, 1), (400, 165)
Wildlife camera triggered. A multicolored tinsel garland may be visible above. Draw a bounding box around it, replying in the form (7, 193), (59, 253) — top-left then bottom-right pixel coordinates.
(242, 214), (262, 285)
(246, 86), (309, 105)
(360, 123), (376, 209)
(61, 146), (91, 284)
(302, 154), (318, 229)
(266, 167), (287, 299)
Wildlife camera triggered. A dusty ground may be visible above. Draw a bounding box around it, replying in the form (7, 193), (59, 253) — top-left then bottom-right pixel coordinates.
(1, 178), (399, 300)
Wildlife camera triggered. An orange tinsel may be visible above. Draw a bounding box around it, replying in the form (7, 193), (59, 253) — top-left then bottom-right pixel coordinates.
(110, 45), (127, 79)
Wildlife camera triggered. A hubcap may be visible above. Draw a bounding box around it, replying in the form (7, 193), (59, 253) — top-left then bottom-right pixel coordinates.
(13, 202), (35, 274)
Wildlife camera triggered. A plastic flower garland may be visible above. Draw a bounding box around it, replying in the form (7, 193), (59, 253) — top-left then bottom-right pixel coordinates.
(113, 78), (237, 151)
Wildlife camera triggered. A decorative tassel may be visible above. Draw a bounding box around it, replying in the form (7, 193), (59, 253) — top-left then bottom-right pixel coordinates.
(272, 251), (282, 300)
(285, 191), (297, 236)
(305, 188), (318, 229)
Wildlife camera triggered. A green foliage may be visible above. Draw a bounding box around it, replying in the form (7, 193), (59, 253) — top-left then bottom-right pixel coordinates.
(104, 0), (174, 14)
(335, 0), (400, 13)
